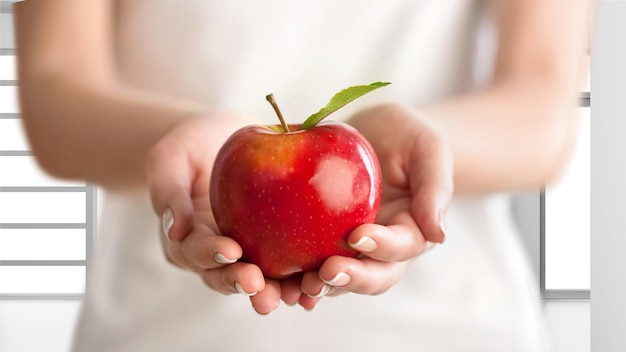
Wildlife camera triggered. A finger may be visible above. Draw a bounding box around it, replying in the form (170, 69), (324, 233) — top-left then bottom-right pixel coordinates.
(314, 255), (408, 295)
(250, 279), (282, 315)
(171, 224), (242, 270)
(298, 294), (322, 311)
(280, 275), (304, 306)
(301, 271), (331, 299)
(347, 220), (428, 262)
(200, 262), (265, 296)
(299, 271), (341, 311)
(408, 134), (454, 243)
(146, 142), (195, 242)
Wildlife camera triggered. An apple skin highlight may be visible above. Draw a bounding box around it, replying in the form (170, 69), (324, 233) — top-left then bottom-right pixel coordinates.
(209, 121), (382, 279)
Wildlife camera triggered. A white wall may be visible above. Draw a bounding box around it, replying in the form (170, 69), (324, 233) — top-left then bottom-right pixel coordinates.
(0, 300), (82, 352)
(544, 301), (590, 352)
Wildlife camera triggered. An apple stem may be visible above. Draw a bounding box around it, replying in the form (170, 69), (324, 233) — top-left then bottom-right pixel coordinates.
(266, 94), (290, 133)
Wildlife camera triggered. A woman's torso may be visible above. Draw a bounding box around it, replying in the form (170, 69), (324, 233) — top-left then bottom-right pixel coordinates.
(73, 1), (550, 351)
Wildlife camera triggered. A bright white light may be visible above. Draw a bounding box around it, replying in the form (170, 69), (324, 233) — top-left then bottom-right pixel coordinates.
(545, 107), (590, 290)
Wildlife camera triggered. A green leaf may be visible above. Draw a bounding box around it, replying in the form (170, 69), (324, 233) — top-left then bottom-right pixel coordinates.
(301, 82), (391, 130)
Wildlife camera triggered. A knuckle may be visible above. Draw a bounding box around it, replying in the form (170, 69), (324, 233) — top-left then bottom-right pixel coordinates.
(165, 254), (184, 269)
(165, 245), (188, 269)
(371, 283), (393, 296)
(200, 271), (224, 293)
(407, 242), (423, 259)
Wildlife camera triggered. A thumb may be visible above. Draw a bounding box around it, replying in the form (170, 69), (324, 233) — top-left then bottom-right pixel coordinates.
(408, 136), (454, 244)
(146, 143), (195, 242)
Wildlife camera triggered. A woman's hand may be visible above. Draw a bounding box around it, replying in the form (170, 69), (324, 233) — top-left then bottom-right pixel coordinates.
(144, 104), (453, 313)
(145, 116), (295, 314)
(294, 103), (454, 309)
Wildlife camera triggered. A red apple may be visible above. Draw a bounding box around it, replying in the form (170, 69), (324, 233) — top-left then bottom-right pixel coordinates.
(210, 121), (382, 279)
(209, 84), (388, 279)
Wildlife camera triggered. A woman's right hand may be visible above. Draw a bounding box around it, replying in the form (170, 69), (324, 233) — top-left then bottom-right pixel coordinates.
(145, 116), (286, 314)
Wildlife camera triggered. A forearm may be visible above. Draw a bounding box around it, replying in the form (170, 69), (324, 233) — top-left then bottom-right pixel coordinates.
(18, 76), (215, 189)
(13, 0), (214, 189)
(421, 79), (580, 194)
(13, 0), (253, 190)
(422, 0), (592, 194)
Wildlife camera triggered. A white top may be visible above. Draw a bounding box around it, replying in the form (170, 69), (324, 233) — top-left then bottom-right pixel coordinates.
(73, 1), (552, 351)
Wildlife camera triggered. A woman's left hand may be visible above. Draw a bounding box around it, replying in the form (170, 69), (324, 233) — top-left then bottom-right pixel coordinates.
(290, 103), (454, 309)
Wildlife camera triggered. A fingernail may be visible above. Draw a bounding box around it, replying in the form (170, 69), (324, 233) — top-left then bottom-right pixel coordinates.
(323, 272), (350, 287)
(307, 284), (331, 299)
(235, 281), (257, 297)
(424, 241), (438, 252)
(350, 236), (377, 252)
(439, 216), (447, 243)
(162, 208), (174, 241)
(214, 253), (237, 264)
